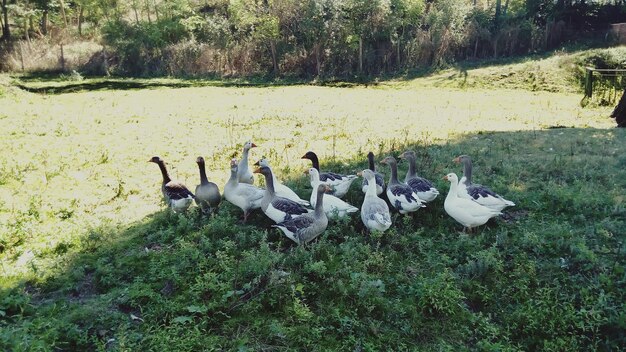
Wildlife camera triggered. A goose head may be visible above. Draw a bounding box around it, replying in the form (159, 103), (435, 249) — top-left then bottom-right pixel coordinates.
(230, 158), (239, 172)
(149, 156), (164, 164)
(399, 151), (416, 161)
(196, 156), (205, 164)
(443, 173), (459, 183)
(380, 156), (397, 166)
(253, 157), (270, 167)
(357, 169), (375, 182)
(253, 166), (271, 177)
(243, 141), (258, 151)
(453, 155), (471, 164)
(301, 151), (317, 161)
(306, 167), (321, 182)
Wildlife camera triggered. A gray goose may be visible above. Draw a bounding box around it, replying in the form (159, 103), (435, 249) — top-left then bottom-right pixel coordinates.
(361, 152), (385, 196)
(149, 156), (195, 213)
(301, 151), (357, 198)
(194, 156), (221, 215)
(453, 155), (515, 211)
(380, 156), (425, 214)
(254, 166), (311, 223)
(273, 184), (330, 245)
(358, 169), (392, 232)
(399, 151), (439, 203)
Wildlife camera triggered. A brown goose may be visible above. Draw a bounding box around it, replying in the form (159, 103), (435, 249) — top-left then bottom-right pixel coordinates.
(194, 156), (221, 215)
(453, 155), (515, 211)
(254, 166), (311, 223)
(149, 156), (195, 213)
(301, 151), (357, 198)
(273, 184), (330, 245)
(361, 152), (385, 196)
(380, 156), (425, 214)
(399, 151), (439, 203)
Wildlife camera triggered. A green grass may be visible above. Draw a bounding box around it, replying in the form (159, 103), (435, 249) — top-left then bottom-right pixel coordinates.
(1, 50), (625, 350)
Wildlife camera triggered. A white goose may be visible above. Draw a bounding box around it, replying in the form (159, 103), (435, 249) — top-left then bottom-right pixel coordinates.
(399, 150), (439, 203)
(273, 184), (330, 246)
(224, 158), (264, 222)
(443, 173), (501, 232)
(307, 168), (358, 218)
(254, 157), (309, 206)
(380, 156), (425, 215)
(358, 169), (392, 233)
(254, 166), (311, 223)
(301, 151), (357, 198)
(149, 156), (195, 213)
(454, 155), (515, 211)
(361, 151), (385, 196)
(237, 141), (257, 184)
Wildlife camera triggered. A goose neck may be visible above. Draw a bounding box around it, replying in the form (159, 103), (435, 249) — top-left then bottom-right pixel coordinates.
(158, 161), (171, 184)
(198, 162), (209, 184)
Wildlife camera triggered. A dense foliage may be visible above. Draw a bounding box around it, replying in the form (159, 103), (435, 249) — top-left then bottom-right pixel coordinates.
(1, 0), (626, 76)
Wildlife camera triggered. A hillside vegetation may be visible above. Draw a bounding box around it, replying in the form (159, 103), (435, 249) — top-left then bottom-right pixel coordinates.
(0, 51), (625, 350)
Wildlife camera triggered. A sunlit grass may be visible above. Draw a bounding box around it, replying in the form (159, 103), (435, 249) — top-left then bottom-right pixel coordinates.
(1, 69), (624, 350)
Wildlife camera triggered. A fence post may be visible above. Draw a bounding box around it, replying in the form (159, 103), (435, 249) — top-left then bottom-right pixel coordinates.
(585, 67), (594, 98)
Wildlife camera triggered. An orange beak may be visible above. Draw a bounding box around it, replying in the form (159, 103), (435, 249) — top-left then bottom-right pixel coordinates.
(357, 171), (363, 177)
(443, 175), (449, 181)
(453, 157), (460, 163)
(253, 167), (262, 174)
(251, 143), (257, 148)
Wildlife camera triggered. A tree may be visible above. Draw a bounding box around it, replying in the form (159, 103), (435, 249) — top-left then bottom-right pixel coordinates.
(1, 0), (9, 40)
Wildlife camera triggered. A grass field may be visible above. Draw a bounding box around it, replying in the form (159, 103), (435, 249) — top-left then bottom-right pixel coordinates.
(1, 53), (625, 350)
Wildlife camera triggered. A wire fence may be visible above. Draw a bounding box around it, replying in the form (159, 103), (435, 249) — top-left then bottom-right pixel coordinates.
(583, 67), (626, 106)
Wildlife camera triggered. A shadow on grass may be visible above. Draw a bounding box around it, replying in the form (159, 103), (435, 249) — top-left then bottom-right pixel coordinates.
(1, 128), (625, 350)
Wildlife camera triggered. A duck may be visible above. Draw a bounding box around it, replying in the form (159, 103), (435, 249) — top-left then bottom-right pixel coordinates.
(301, 151), (357, 198)
(361, 152), (385, 196)
(453, 155), (515, 211)
(237, 141), (257, 184)
(380, 156), (425, 214)
(399, 150), (439, 203)
(224, 158), (264, 222)
(254, 157), (309, 206)
(273, 184), (330, 245)
(307, 168), (358, 218)
(194, 156), (221, 215)
(149, 156), (195, 213)
(254, 166), (311, 223)
(358, 169), (392, 232)
(443, 173), (502, 232)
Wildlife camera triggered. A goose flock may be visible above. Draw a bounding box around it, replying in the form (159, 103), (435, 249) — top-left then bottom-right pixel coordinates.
(149, 141), (516, 245)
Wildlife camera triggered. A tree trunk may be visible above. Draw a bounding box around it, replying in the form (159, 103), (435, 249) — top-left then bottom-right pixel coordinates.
(494, 0), (502, 30)
(611, 89), (626, 127)
(358, 36), (363, 74)
(59, 0), (68, 28)
(41, 10), (48, 35)
(1, 0), (9, 40)
(270, 40), (278, 74)
(78, 6), (84, 36)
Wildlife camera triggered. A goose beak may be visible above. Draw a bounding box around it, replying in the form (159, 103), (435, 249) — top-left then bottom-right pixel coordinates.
(453, 157), (460, 163)
(324, 185), (332, 192)
(253, 168), (262, 174)
(356, 171), (362, 177)
(443, 175), (449, 181)
(301, 154), (307, 159)
(253, 160), (260, 166)
(304, 169), (309, 175)
(251, 143), (258, 148)
(398, 153), (405, 159)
